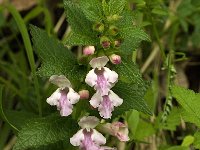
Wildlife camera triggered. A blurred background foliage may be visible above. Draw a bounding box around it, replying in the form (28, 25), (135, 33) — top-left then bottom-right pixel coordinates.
(0, 0), (200, 149)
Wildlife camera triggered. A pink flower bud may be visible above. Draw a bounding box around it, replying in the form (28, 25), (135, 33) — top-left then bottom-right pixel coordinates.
(109, 54), (121, 64)
(83, 46), (95, 55)
(78, 90), (89, 99)
(114, 39), (121, 47)
(100, 36), (110, 49)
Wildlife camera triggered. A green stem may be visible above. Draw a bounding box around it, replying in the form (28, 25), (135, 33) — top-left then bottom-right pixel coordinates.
(151, 16), (166, 60)
(5, 4), (42, 116)
(0, 85), (19, 132)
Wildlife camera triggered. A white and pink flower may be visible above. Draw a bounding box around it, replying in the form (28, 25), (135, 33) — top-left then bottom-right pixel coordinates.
(85, 56), (118, 96)
(90, 90), (123, 119)
(70, 116), (106, 150)
(46, 75), (80, 116)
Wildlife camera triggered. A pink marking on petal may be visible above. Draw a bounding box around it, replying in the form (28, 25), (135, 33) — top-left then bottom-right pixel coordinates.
(95, 69), (111, 96)
(81, 129), (101, 150)
(58, 90), (73, 116)
(98, 95), (114, 119)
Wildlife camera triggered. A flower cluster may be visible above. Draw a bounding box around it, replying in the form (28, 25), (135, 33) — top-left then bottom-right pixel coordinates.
(46, 46), (128, 149)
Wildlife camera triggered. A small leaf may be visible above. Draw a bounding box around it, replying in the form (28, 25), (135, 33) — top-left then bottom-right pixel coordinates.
(79, 0), (104, 22)
(112, 59), (152, 116)
(108, 0), (127, 15)
(13, 115), (78, 150)
(63, 0), (94, 36)
(172, 86), (200, 127)
(181, 135), (194, 147)
(30, 25), (86, 84)
(151, 8), (168, 16)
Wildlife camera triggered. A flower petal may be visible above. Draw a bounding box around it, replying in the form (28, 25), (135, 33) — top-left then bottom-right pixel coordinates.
(78, 116), (99, 129)
(98, 95), (114, 119)
(95, 69), (111, 96)
(103, 67), (118, 84)
(109, 90), (123, 107)
(91, 129), (106, 145)
(67, 88), (80, 104)
(85, 69), (97, 87)
(89, 56), (109, 69)
(58, 91), (73, 116)
(49, 75), (71, 88)
(46, 88), (61, 106)
(70, 129), (84, 146)
(90, 92), (102, 108)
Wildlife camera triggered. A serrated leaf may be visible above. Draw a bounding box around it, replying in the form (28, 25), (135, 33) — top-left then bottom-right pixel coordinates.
(108, 0), (127, 15)
(120, 27), (150, 53)
(65, 32), (99, 46)
(30, 25), (86, 84)
(172, 86), (200, 127)
(13, 115), (78, 150)
(79, 0), (104, 22)
(63, 0), (94, 36)
(112, 60), (152, 116)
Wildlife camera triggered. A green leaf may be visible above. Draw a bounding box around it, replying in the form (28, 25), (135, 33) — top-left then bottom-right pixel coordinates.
(134, 120), (155, 140)
(112, 59), (152, 116)
(108, 0), (127, 15)
(30, 25), (86, 84)
(5, 110), (37, 130)
(165, 146), (189, 150)
(63, 0), (94, 36)
(151, 8), (168, 16)
(156, 107), (181, 131)
(79, 0), (104, 22)
(181, 135), (194, 147)
(65, 32), (99, 46)
(172, 86), (200, 127)
(13, 115), (78, 150)
(120, 27), (150, 53)
(194, 131), (200, 149)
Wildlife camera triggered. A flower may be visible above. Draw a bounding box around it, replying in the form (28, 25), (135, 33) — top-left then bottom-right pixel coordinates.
(106, 122), (129, 142)
(83, 46), (95, 55)
(70, 116), (106, 150)
(90, 90), (123, 119)
(79, 90), (90, 99)
(109, 54), (121, 64)
(85, 56), (118, 96)
(46, 75), (80, 116)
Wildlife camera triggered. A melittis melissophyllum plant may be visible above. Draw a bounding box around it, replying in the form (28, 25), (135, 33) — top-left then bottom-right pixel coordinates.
(13, 0), (152, 149)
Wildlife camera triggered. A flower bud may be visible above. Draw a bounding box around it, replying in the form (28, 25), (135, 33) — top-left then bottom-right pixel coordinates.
(107, 14), (122, 22)
(78, 90), (89, 99)
(83, 46), (95, 55)
(109, 54), (121, 64)
(97, 122), (129, 142)
(114, 39), (122, 47)
(93, 22), (104, 32)
(109, 26), (119, 36)
(100, 36), (110, 49)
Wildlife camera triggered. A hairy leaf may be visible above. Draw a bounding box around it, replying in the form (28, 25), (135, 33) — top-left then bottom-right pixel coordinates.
(13, 115), (78, 150)
(30, 25), (86, 84)
(112, 59), (152, 116)
(108, 0), (127, 15)
(120, 27), (150, 53)
(172, 86), (200, 127)
(65, 32), (99, 46)
(79, 0), (104, 22)
(63, 0), (94, 36)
